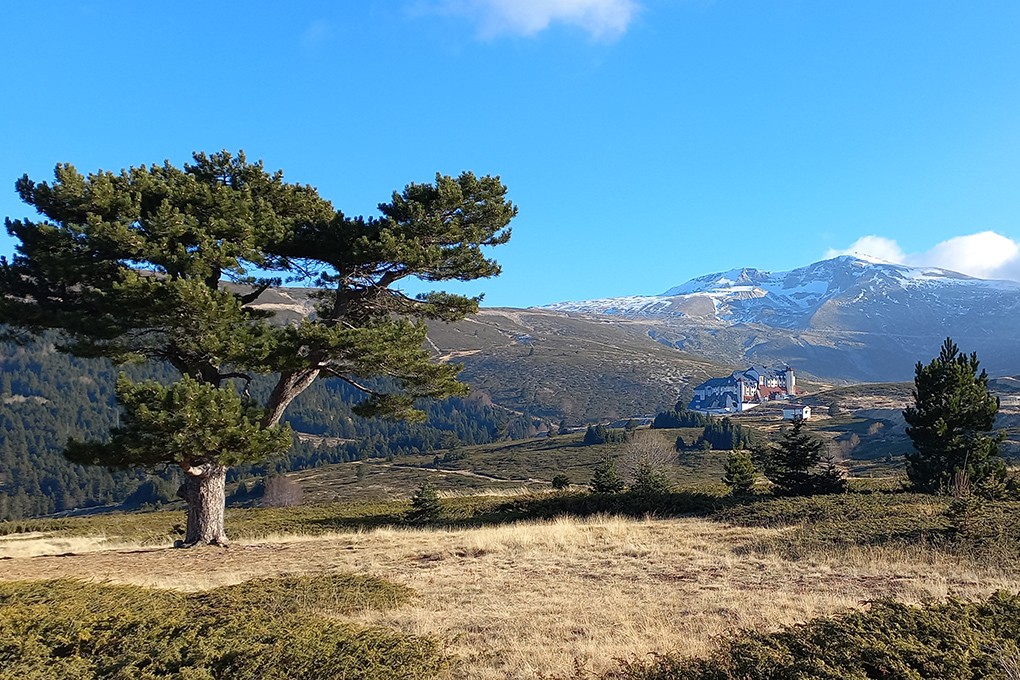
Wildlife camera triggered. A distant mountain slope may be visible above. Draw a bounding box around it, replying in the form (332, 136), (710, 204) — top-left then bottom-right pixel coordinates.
(542, 256), (1020, 381)
(425, 308), (726, 421)
(238, 290), (731, 421)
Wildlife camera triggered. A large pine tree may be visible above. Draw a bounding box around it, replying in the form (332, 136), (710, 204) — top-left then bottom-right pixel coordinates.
(0, 151), (515, 544)
(903, 337), (1004, 493)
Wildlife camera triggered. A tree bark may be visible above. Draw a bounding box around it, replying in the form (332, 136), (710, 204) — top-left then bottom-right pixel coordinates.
(176, 464), (229, 547)
(263, 368), (321, 427)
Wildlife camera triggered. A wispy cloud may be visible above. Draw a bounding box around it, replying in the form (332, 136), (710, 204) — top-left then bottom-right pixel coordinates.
(825, 231), (1020, 281)
(300, 19), (334, 50)
(430, 0), (641, 41)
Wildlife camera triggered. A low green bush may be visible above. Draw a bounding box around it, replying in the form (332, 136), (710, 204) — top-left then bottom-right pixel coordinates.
(602, 591), (1020, 680)
(0, 577), (444, 680)
(716, 492), (1020, 566)
(195, 573), (415, 617)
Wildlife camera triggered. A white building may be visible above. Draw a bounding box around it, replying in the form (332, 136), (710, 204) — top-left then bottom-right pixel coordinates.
(689, 366), (797, 414)
(782, 404), (811, 420)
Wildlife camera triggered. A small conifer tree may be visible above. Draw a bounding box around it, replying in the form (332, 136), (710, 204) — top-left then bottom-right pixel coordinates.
(722, 449), (757, 496)
(904, 338), (1005, 493)
(590, 454), (624, 493)
(407, 479), (443, 522)
(630, 460), (673, 496)
(583, 425), (605, 445)
(762, 418), (846, 496)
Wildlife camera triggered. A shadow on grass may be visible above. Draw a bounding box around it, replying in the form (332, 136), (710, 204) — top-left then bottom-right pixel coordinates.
(300, 489), (735, 535)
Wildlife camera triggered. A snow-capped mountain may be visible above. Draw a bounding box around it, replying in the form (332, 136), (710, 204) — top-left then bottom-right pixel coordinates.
(544, 256), (1020, 327)
(541, 256), (1020, 381)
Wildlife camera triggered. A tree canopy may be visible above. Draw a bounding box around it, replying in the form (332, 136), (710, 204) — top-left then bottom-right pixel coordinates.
(903, 338), (1004, 493)
(695, 417), (756, 451)
(651, 406), (710, 429)
(1, 151), (516, 543)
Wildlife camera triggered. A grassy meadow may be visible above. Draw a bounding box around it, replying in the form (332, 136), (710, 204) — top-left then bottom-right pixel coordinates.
(4, 474), (1020, 677)
(4, 417), (1020, 679)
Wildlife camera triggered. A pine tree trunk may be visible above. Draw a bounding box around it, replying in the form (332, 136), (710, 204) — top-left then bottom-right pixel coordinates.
(263, 368), (321, 427)
(177, 464), (228, 547)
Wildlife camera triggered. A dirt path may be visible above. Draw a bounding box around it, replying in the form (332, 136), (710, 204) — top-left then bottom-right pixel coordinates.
(387, 462), (549, 485)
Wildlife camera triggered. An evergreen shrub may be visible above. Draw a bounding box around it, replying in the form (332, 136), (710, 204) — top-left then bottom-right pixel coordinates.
(0, 577), (444, 679)
(602, 591), (1020, 680)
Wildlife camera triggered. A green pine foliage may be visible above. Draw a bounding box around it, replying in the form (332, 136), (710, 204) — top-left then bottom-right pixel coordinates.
(583, 424), (628, 446)
(66, 375), (293, 470)
(551, 474), (571, 490)
(590, 454), (625, 494)
(406, 479), (443, 522)
(904, 337), (1005, 493)
(601, 591), (1020, 680)
(629, 460), (673, 496)
(760, 419), (846, 496)
(651, 406), (710, 429)
(0, 152), (515, 539)
(722, 449), (756, 496)
(695, 417), (756, 451)
(0, 577), (445, 679)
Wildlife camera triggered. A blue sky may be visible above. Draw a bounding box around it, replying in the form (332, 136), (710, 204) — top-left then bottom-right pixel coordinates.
(2, 0), (1019, 307)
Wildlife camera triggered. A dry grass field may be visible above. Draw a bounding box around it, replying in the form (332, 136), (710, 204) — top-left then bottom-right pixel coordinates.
(3, 514), (1018, 679)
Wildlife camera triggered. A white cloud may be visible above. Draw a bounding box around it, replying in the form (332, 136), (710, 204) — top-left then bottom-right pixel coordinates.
(432, 0), (640, 40)
(826, 231), (1020, 281)
(923, 232), (1020, 279)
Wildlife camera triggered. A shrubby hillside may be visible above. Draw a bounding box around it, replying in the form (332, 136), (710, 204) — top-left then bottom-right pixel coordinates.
(0, 335), (541, 520)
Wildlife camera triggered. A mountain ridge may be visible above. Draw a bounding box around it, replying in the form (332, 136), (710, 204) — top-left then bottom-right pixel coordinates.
(544, 256), (1019, 323)
(538, 256), (1020, 381)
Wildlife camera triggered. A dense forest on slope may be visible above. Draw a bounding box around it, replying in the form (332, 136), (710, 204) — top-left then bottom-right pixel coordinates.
(0, 336), (542, 520)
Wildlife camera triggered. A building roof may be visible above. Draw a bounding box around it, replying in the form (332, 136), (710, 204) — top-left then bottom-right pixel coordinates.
(697, 376), (737, 388)
(689, 392), (737, 411)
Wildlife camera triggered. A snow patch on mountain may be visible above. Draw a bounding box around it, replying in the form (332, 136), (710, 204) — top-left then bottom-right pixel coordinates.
(540, 256), (1020, 326)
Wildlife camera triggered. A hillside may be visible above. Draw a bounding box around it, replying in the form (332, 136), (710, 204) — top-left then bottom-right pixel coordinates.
(0, 334), (543, 520)
(6, 315), (1013, 520)
(424, 308), (728, 420)
(7, 254), (1020, 520)
(242, 288), (733, 420)
(0, 306), (733, 520)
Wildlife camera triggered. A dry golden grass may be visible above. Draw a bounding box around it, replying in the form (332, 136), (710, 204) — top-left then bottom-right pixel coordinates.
(436, 485), (538, 499)
(0, 533), (152, 559)
(2, 515), (1018, 679)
